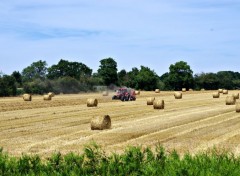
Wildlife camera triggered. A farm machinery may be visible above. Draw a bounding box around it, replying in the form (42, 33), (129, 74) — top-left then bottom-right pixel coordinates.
(112, 88), (136, 101)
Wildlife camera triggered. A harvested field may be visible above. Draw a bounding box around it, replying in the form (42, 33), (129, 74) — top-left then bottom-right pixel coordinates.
(0, 91), (240, 157)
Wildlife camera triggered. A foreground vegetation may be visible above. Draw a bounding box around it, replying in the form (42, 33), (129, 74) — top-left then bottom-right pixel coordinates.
(0, 144), (240, 175)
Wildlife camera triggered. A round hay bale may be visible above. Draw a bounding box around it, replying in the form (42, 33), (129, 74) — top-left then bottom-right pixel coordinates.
(225, 96), (236, 105)
(236, 103), (240, 113)
(182, 88), (186, 92)
(155, 89), (160, 93)
(135, 90), (140, 95)
(48, 92), (55, 97)
(23, 94), (32, 101)
(91, 115), (111, 130)
(43, 94), (52, 101)
(223, 89), (228, 94)
(147, 97), (155, 105)
(200, 88), (205, 91)
(232, 93), (239, 99)
(153, 100), (164, 109)
(213, 92), (220, 98)
(102, 91), (108, 96)
(189, 89), (193, 91)
(87, 98), (98, 107)
(218, 89), (223, 93)
(174, 92), (182, 99)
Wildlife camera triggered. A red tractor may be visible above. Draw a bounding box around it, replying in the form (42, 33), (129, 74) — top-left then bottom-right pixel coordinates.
(112, 88), (136, 101)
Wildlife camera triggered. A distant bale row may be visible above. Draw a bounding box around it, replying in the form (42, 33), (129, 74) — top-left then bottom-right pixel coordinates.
(135, 91), (140, 95)
(87, 98), (98, 107)
(232, 93), (239, 99)
(236, 103), (240, 113)
(91, 115), (111, 130)
(174, 92), (182, 99)
(226, 96), (236, 105)
(23, 94), (32, 101)
(102, 91), (109, 96)
(23, 92), (55, 101)
(153, 100), (164, 109)
(147, 97), (155, 105)
(223, 90), (228, 94)
(213, 92), (220, 98)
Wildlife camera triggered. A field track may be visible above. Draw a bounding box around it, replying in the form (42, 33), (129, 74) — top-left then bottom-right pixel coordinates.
(0, 90), (240, 157)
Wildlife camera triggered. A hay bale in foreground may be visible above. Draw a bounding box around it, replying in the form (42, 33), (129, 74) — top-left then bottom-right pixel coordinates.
(91, 115), (111, 130)
(147, 97), (155, 105)
(135, 91), (140, 95)
(155, 89), (160, 93)
(174, 92), (182, 99)
(223, 89), (228, 94)
(226, 96), (236, 105)
(213, 92), (220, 98)
(48, 92), (55, 97)
(102, 91), (108, 96)
(218, 89), (223, 93)
(236, 103), (240, 113)
(182, 88), (186, 92)
(232, 93), (239, 99)
(153, 100), (164, 109)
(87, 98), (98, 107)
(23, 94), (32, 101)
(43, 94), (52, 101)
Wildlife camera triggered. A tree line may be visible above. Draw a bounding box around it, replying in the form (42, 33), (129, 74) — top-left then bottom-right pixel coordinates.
(1, 58), (240, 96)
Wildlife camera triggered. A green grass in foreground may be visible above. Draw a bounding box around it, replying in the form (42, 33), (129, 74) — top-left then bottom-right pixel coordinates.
(0, 143), (240, 176)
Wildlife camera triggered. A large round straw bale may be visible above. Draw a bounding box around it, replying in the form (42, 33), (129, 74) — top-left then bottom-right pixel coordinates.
(48, 92), (55, 97)
(223, 89), (228, 94)
(91, 115), (111, 130)
(236, 103), (240, 113)
(213, 92), (220, 98)
(153, 100), (164, 109)
(182, 88), (186, 92)
(135, 90), (140, 95)
(174, 92), (182, 99)
(155, 89), (160, 93)
(43, 94), (52, 101)
(218, 89), (223, 93)
(225, 96), (236, 105)
(102, 91), (108, 96)
(201, 88), (205, 91)
(87, 98), (98, 107)
(232, 93), (239, 99)
(147, 97), (155, 105)
(23, 94), (32, 101)
(189, 89), (193, 91)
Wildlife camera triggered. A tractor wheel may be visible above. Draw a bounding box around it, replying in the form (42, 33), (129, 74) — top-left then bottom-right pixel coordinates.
(121, 96), (125, 101)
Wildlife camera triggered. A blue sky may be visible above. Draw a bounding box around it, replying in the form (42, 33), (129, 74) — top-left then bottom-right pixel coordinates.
(0, 0), (240, 76)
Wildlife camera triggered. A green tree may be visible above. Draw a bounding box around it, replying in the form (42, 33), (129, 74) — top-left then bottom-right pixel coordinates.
(11, 71), (22, 87)
(194, 72), (220, 90)
(22, 60), (47, 82)
(0, 75), (17, 96)
(118, 69), (128, 86)
(47, 59), (92, 80)
(135, 66), (159, 90)
(168, 61), (194, 90)
(126, 67), (139, 88)
(216, 71), (235, 90)
(97, 58), (118, 86)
